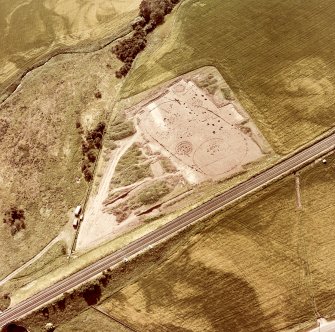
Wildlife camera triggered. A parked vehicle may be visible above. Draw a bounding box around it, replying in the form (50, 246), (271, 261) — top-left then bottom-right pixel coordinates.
(73, 218), (79, 229)
(74, 205), (82, 217)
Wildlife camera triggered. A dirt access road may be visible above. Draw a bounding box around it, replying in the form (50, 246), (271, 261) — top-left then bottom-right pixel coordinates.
(0, 132), (334, 328)
(76, 133), (139, 251)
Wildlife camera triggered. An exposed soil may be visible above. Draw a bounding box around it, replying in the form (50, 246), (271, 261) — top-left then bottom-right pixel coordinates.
(76, 134), (140, 251)
(137, 79), (265, 181)
(75, 67), (270, 251)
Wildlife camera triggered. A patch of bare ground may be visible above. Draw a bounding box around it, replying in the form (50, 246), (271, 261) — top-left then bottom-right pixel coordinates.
(75, 66), (273, 251)
(75, 134), (141, 251)
(104, 175), (184, 220)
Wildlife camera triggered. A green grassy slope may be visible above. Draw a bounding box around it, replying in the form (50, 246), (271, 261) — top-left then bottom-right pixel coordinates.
(0, 0), (140, 99)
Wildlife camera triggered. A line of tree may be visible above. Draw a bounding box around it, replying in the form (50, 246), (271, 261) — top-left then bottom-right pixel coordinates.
(80, 122), (106, 182)
(140, 0), (180, 27)
(112, 0), (181, 78)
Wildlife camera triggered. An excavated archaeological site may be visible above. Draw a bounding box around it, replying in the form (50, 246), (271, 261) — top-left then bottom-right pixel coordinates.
(76, 68), (271, 250)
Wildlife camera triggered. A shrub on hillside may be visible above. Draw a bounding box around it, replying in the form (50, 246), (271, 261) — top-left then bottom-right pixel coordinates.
(0, 118), (9, 141)
(3, 207), (26, 236)
(112, 0), (181, 78)
(111, 144), (151, 187)
(137, 181), (171, 205)
(109, 121), (136, 141)
(82, 284), (101, 306)
(80, 122), (106, 182)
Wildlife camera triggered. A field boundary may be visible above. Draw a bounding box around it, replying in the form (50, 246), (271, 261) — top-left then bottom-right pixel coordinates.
(92, 306), (141, 332)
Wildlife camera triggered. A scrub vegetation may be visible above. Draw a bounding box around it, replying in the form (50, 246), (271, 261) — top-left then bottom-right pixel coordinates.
(3, 1), (335, 331)
(111, 144), (152, 188)
(3, 207), (26, 236)
(121, 0), (335, 154)
(159, 156), (177, 173)
(0, 293), (10, 311)
(136, 180), (171, 206)
(0, 27), (128, 280)
(112, 0), (181, 78)
(81, 122), (106, 182)
(107, 178), (174, 223)
(107, 111), (136, 141)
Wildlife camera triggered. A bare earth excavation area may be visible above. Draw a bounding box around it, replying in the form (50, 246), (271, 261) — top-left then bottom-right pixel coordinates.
(76, 68), (269, 250)
(138, 79), (263, 180)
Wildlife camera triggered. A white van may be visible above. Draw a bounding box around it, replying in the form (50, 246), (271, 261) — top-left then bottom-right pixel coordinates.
(74, 205), (82, 217)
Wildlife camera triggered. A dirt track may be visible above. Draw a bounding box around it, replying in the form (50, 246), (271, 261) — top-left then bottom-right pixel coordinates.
(76, 133), (139, 251)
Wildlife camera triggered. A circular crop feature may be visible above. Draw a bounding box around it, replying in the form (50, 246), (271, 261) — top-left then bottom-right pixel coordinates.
(175, 141), (193, 156)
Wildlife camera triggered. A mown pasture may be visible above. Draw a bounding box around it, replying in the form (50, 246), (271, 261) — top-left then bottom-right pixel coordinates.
(96, 154), (335, 331)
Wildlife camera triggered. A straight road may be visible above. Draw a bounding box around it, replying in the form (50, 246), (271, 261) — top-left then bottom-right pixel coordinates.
(1, 132), (335, 328)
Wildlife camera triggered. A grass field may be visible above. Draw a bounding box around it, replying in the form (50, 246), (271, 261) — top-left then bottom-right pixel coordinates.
(0, 0), (145, 312)
(121, 0), (335, 154)
(14, 241), (67, 280)
(136, 180), (171, 206)
(0, 239), (68, 310)
(0, 32), (127, 281)
(96, 154), (335, 331)
(0, 0), (141, 100)
(17, 152), (335, 331)
(3, 1), (335, 330)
